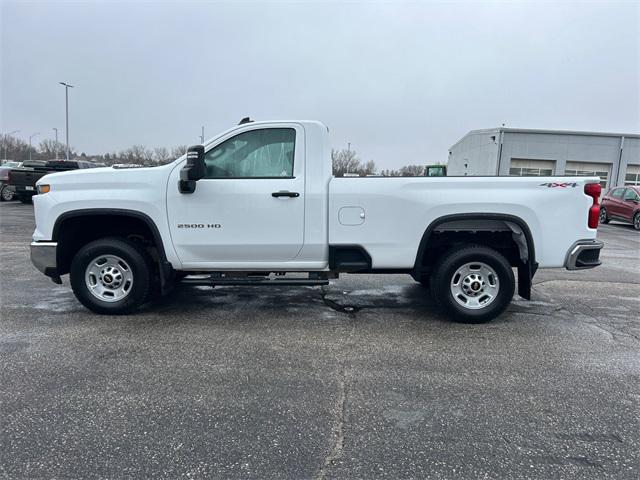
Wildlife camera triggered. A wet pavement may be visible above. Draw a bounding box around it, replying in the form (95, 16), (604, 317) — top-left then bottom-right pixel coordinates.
(1, 201), (639, 479)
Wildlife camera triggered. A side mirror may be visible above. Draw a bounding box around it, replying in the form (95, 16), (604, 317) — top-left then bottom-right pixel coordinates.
(179, 145), (205, 194)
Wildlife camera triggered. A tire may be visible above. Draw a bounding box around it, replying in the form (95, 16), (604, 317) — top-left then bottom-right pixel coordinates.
(431, 245), (515, 324)
(70, 237), (153, 314)
(0, 185), (14, 201)
(599, 207), (610, 224)
(17, 194), (32, 204)
(634, 212), (640, 231)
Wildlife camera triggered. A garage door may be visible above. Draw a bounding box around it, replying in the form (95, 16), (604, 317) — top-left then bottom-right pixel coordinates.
(509, 159), (556, 176)
(624, 164), (640, 186)
(565, 161), (611, 189)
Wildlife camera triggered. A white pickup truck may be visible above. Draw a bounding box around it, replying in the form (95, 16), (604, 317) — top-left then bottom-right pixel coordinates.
(31, 119), (604, 322)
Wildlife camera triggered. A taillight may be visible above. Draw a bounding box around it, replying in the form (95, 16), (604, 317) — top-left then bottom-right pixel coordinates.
(585, 182), (601, 228)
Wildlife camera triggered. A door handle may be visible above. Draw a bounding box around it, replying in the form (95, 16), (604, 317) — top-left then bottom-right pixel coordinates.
(272, 191), (300, 198)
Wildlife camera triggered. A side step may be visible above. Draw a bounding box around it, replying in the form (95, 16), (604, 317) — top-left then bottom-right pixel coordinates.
(180, 275), (330, 287)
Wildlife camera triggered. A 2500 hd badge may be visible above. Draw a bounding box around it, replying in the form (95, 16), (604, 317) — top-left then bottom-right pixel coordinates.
(177, 223), (222, 229)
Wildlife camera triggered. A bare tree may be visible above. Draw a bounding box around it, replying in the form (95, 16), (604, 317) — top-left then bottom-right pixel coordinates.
(399, 164), (425, 176)
(360, 160), (376, 176)
(332, 148), (363, 177)
(119, 145), (152, 164)
(152, 147), (172, 165)
(171, 145), (188, 159)
(38, 139), (67, 160)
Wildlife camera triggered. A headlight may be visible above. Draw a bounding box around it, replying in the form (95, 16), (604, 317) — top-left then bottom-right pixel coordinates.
(36, 184), (50, 194)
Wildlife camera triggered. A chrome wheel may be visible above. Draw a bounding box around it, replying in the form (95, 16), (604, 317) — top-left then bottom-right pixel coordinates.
(634, 214), (640, 230)
(450, 262), (499, 310)
(84, 254), (134, 302)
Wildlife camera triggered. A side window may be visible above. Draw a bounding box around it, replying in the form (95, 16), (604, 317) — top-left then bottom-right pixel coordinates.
(204, 128), (295, 179)
(611, 188), (624, 199)
(623, 189), (638, 201)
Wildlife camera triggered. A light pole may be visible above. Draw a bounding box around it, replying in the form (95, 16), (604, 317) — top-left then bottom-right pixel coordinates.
(29, 132), (40, 161)
(53, 127), (58, 160)
(200, 126), (205, 144)
(59, 82), (74, 160)
(2, 129), (19, 161)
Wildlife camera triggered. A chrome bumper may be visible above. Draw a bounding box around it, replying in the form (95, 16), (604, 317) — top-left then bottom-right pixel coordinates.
(565, 239), (604, 270)
(30, 241), (59, 277)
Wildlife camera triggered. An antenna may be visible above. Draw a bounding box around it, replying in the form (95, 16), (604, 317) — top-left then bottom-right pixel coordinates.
(238, 117), (253, 125)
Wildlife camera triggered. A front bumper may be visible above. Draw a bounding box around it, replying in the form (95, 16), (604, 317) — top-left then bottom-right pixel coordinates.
(30, 241), (59, 277)
(565, 239), (604, 270)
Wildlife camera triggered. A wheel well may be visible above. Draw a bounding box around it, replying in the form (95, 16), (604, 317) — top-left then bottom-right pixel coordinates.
(414, 215), (536, 276)
(53, 212), (163, 276)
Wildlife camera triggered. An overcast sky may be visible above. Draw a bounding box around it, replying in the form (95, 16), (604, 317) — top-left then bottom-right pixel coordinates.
(2, 1), (639, 168)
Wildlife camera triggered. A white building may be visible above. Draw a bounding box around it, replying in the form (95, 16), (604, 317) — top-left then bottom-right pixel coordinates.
(447, 128), (640, 189)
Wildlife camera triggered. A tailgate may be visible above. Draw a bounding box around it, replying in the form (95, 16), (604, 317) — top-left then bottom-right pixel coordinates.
(9, 169), (48, 188)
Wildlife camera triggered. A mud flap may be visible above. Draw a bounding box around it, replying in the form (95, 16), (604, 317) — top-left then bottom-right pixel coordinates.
(517, 261), (538, 300)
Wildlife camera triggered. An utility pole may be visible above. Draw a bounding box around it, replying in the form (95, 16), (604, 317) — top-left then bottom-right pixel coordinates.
(200, 126), (205, 144)
(53, 128), (58, 160)
(2, 130), (19, 161)
(59, 82), (74, 160)
(29, 132), (40, 161)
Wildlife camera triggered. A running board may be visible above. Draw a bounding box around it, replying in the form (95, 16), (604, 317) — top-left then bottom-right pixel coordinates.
(180, 276), (329, 287)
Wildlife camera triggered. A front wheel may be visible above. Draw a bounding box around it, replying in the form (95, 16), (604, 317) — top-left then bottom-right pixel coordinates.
(431, 245), (515, 323)
(634, 212), (640, 231)
(17, 194), (32, 204)
(599, 207), (610, 224)
(0, 185), (14, 201)
(70, 237), (153, 314)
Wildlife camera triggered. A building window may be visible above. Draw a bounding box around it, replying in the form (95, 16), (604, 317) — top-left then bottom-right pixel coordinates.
(509, 167), (553, 176)
(565, 169), (608, 189)
(625, 172), (640, 186)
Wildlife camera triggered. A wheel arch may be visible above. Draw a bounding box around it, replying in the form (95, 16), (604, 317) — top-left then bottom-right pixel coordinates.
(52, 209), (174, 292)
(413, 213), (537, 300)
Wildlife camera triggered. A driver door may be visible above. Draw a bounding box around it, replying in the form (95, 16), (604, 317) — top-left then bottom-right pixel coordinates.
(166, 123), (305, 268)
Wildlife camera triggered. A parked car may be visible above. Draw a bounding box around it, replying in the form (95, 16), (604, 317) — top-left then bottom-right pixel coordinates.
(600, 186), (640, 230)
(1, 160), (22, 167)
(9, 160), (102, 203)
(0, 163), (20, 201)
(30, 119), (603, 322)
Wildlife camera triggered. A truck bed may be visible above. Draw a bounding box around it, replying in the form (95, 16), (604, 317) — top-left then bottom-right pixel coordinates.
(329, 176), (597, 269)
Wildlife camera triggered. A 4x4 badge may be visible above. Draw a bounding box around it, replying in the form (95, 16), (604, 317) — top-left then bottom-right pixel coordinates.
(539, 182), (578, 188)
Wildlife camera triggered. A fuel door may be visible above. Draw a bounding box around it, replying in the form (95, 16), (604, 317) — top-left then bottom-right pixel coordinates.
(339, 206), (365, 226)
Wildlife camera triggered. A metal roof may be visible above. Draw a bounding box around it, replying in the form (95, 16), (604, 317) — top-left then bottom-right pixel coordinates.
(450, 127), (640, 151)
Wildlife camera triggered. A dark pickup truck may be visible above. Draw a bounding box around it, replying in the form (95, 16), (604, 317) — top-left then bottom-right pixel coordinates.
(9, 160), (102, 203)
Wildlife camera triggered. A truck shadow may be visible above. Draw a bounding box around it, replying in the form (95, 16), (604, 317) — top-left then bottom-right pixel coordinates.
(149, 281), (443, 321)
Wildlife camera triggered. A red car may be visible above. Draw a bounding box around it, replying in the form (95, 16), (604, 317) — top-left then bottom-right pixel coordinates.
(600, 185), (640, 230)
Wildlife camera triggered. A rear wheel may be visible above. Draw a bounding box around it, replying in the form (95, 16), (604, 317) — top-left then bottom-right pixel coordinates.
(70, 237), (153, 314)
(599, 207), (610, 224)
(431, 245), (515, 323)
(0, 185), (14, 201)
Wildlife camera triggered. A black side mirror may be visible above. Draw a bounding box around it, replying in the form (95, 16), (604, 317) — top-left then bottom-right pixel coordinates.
(179, 145), (205, 194)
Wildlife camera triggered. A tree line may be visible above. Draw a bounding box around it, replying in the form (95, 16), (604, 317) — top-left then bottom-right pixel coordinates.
(1, 134), (434, 175)
(0, 134), (186, 166)
(331, 148), (430, 177)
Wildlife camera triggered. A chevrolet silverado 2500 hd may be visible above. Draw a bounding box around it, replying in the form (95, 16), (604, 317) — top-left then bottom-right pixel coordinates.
(30, 120), (604, 322)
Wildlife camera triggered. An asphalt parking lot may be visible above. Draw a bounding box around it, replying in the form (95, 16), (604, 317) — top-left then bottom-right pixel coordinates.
(1, 201), (639, 479)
